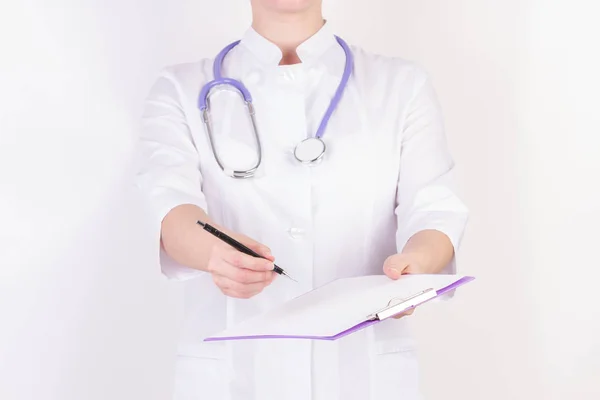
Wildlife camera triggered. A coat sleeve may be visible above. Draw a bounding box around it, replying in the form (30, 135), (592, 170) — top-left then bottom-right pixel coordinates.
(395, 69), (469, 276)
(135, 69), (207, 281)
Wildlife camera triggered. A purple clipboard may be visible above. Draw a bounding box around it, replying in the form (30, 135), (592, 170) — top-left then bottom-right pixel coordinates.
(205, 276), (475, 342)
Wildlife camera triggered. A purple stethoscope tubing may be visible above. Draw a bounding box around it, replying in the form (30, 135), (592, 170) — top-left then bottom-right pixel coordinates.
(315, 36), (353, 139)
(198, 41), (253, 109)
(198, 36), (353, 177)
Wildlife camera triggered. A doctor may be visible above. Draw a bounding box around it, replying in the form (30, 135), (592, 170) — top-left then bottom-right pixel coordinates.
(136, 0), (468, 399)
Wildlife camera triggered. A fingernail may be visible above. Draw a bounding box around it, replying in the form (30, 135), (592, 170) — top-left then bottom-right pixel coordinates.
(388, 267), (400, 278)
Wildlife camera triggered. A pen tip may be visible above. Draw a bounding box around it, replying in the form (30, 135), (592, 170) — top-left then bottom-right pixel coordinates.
(283, 271), (298, 283)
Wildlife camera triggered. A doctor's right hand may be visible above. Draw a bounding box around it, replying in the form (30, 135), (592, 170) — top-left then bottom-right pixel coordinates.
(207, 237), (276, 299)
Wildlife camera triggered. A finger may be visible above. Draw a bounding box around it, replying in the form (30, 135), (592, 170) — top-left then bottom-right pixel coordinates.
(249, 243), (275, 262)
(384, 268), (401, 280)
(238, 237), (275, 262)
(393, 308), (415, 319)
(214, 274), (265, 296)
(213, 275), (268, 299)
(383, 263), (403, 280)
(216, 260), (273, 284)
(223, 247), (274, 272)
(383, 255), (409, 280)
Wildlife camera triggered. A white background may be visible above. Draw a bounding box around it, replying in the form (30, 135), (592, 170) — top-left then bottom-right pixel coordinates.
(1, 1), (599, 399)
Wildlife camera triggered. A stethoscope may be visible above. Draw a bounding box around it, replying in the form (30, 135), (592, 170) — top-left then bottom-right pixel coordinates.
(198, 36), (353, 179)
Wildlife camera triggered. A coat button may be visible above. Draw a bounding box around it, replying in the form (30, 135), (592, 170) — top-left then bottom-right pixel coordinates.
(288, 227), (305, 239)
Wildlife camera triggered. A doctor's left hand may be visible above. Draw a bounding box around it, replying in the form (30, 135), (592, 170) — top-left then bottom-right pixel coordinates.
(382, 230), (455, 319)
(382, 252), (426, 319)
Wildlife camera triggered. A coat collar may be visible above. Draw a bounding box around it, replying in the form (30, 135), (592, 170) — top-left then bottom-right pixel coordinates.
(239, 21), (339, 68)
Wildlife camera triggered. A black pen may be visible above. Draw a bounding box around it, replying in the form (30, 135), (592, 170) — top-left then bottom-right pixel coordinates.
(196, 220), (297, 282)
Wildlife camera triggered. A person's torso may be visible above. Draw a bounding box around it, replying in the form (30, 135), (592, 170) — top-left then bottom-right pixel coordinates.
(167, 37), (424, 400)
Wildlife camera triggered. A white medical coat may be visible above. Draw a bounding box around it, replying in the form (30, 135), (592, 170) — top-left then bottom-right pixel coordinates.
(136, 23), (468, 400)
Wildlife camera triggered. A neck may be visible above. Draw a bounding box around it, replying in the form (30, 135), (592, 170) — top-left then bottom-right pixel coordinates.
(251, 5), (324, 65)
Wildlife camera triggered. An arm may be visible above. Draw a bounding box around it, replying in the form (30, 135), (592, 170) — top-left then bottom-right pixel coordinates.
(136, 70), (274, 297)
(160, 204), (229, 272)
(384, 70), (469, 281)
(135, 70), (210, 279)
(160, 204), (273, 272)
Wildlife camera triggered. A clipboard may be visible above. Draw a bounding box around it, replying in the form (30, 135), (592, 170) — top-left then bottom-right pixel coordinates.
(366, 288), (438, 321)
(205, 274), (475, 342)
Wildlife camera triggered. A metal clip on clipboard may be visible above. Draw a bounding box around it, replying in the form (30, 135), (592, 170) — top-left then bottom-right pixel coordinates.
(367, 288), (437, 321)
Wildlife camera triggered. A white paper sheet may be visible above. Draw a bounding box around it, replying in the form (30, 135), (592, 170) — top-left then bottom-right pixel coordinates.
(206, 274), (472, 340)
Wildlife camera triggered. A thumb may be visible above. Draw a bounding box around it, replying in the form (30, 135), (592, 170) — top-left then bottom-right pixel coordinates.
(383, 255), (407, 280)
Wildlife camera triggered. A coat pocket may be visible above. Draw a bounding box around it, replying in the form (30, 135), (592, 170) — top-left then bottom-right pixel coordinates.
(372, 335), (417, 355)
(369, 338), (420, 400)
(368, 323), (421, 399)
(370, 318), (416, 355)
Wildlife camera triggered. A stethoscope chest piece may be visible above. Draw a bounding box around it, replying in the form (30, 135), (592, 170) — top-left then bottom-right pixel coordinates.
(294, 137), (326, 165)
